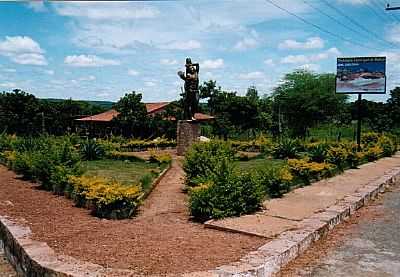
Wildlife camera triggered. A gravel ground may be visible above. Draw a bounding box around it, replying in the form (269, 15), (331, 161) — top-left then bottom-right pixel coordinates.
(0, 164), (265, 276)
(281, 184), (400, 277)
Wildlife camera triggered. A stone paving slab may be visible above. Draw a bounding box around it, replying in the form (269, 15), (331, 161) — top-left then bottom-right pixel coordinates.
(205, 214), (299, 238)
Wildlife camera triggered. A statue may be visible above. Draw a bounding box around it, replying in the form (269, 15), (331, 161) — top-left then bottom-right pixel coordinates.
(178, 58), (199, 120)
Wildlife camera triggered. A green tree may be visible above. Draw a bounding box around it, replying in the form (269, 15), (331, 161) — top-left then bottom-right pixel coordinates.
(272, 70), (348, 137)
(114, 91), (148, 137)
(0, 89), (41, 135)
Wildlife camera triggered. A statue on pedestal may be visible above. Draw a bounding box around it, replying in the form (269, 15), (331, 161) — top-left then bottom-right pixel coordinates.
(178, 58), (199, 120)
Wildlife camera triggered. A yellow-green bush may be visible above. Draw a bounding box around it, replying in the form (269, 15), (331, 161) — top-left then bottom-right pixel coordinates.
(288, 158), (333, 185)
(364, 145), (383, 162)
(69, 176), (142, 219)
(148, 149), (172, 164)
(257, 166), (293, 198)
(121, 137), (176, 151)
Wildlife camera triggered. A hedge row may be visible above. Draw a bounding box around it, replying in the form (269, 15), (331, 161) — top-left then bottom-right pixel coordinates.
(185, 133), (398, 221)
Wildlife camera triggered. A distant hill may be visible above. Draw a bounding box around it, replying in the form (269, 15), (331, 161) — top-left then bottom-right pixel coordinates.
(42, 98), (115, 109)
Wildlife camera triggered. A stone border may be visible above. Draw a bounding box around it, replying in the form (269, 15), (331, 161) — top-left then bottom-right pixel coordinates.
(138, 161), (173, 201)
(210, 166), (400, 277)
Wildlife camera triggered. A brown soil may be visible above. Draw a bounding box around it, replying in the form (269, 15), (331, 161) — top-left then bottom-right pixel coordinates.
(0, 159), (266, 276)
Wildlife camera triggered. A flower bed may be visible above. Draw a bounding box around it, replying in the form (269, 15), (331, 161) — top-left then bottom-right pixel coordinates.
(0, 135), (171, 219)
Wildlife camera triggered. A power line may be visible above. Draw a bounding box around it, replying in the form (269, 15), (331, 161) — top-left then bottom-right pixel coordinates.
(379, 0), (400, 21)
(321, 0), (398, 49)
(365, 1), (392, 23)
(265, 0), (385, 52)
(303, 0), (386, 50)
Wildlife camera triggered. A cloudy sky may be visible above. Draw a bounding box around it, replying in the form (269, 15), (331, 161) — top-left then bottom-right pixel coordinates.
(1, 0), (400, 102)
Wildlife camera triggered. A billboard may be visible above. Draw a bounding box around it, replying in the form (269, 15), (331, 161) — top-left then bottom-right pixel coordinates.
(336, 57), (386, 94)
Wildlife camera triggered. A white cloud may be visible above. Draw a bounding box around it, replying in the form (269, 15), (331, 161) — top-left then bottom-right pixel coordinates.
(26, 1), (47, 12)
(264, 59), (275, 66)
(234, 29), (260, 51)
(128, 69), (139, 76)
(44, 70), (54, 75)
(279, 37), (324, 50)
(64, 55), (120, 67)
(238, 71), (265, 80)
(54, 3), (159, 20)
(234, 38), (258, 51)
(0, 82), (16, 88)
(3, 68), (16, 73)
(11, 53), (47, 66)
(161, 40), (201, 50)
(299, 63), (321, 71)
(337, 0), (369, 5)
(160, 59), (178, 65)
(387, 24), (400, 44)
(80, 75), (96, 81)
(280, 47), (341, 64)
(201, 58), (224, 69)
(0, 36), (47, 66)
(145, 81), (156, 87)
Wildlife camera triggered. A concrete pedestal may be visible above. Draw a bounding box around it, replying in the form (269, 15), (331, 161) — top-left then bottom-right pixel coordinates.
(177, 120), (200, 156)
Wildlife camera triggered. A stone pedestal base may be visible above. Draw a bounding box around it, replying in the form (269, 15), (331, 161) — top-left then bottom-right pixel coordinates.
(177, 120), (200, 156)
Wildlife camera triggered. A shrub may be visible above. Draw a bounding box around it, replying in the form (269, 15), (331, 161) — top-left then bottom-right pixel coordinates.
(258, 166), (293, 198)
(189, 171), (264, 221)
(69, 176), (142, 219)
(307, 142), (328, 163)
(364, 145), (383, 162)
(272, 138), (300, 159)
(183, 140), (236, 187)
(121, 137), (176, 151)
(326, 145), (349, 170)
(362, 132), (380, 145)
(377, 135), (396, 157)
(80, 139), (105, 161)
(288, 158), (333, 185)
(148, 149), (172, 164)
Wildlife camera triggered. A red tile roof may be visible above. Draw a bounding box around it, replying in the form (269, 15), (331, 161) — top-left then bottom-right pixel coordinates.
(76, 102), (214, 122)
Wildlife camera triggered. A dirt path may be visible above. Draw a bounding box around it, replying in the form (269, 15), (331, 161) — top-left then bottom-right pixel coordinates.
(0, 159), (265, 276)
(139, 158), (186, 218)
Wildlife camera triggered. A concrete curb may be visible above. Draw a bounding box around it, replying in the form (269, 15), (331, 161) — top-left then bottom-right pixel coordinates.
(211, 166), (400, 277)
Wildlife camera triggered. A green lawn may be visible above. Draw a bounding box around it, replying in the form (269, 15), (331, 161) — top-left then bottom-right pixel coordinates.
(236, 157), (285, 173)
(82, 159), (161, 186)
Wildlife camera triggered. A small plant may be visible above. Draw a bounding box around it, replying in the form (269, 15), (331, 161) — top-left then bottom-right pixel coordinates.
(288, 158), (333, 185)
(148, 149), (172, 164)
(183, 140), (236, 187)
(80, 139), (105, 161)
(307, 142), (328, 163)
(69, 176), (142, 219)
(272, 138), (300, 159)
(258, 166), (293, 198)
(326, 145), (348, 170)
(189, 171), (264, 221)
(364, 145), (383, 162)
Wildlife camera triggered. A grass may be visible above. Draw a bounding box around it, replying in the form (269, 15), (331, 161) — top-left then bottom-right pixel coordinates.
(82, 159), (161, 186)
(235, 156), (285, 173)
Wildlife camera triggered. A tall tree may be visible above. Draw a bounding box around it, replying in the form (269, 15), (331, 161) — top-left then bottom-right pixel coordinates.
(114, 91), (148, 137)
(272, 70), (348, 137)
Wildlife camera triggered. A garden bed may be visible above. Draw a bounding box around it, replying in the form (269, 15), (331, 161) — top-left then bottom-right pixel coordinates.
(0, 162), (266, 275)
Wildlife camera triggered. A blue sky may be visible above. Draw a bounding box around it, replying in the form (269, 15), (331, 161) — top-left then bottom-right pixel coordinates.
(1, 0), (400, 103)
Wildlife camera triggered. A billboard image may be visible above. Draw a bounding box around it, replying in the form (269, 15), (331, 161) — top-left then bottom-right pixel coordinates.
(336, 57), (386, 94)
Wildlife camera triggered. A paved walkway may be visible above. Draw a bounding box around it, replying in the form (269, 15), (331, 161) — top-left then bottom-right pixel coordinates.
(206, 154), (400, 238)
(139, 158), (186, 218)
